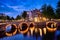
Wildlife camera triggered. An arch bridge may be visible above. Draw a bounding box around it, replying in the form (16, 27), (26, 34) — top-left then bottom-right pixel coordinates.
(0, 21), (59, 37)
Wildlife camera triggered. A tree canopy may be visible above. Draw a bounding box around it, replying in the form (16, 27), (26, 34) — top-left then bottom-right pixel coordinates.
(16, 15), (21, 20)
(22, 11), (27, 19)
(56, 0), (60, 19)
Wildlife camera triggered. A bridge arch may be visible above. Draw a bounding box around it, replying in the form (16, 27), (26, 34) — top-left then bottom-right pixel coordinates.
(46, 21), (57, 32)
(29, 22), (35, 35)
(5, 24), (17, 36)
(18, 22), (29, 34)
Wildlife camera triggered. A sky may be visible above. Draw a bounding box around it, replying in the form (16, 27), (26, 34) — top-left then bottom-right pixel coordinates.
(0, 0), (59, 18)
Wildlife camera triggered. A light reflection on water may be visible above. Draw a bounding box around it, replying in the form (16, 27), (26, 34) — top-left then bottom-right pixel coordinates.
(55, 30), (60, 36)
(55, 30), (60, 40)
(6, 26), (12, 32)
(0, 34), (42, 40)
(0, 26), (60, 40)
(0, 30), (60, 40)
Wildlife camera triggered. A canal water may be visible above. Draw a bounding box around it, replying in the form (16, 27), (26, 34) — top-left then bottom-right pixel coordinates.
(0, 34), (41, 40)
(0, 30), (60, 40)
(0, 23), (60, 40)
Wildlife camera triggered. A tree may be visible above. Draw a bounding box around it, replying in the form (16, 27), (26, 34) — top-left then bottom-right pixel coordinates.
(3, 16), (7, 20)
(6, 16), (11, 20)
(41, 4), (55, 19)
(10, 17), (14, 20)
(22, 11), (27, 19)
(41, 4), (47, 18)
(56, 0), (60, 19)
(16, 15), (21, 20)
(47, 5), (55, 19)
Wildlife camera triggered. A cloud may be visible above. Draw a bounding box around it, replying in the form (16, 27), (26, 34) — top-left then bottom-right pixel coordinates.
(0, 1), (25, 12)
(0, 5), (5, 7)
(4, 12), (12, 15)
(7, 5), (26, 12)
(4, 12), (18, 18)
(0, 0), (58, 18)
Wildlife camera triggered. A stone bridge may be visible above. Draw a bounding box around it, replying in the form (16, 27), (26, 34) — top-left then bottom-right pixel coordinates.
(0, 21), (60, 37)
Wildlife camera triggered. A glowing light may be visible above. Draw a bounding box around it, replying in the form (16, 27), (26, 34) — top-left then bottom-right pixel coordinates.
(43, 28), (46, 34)
(43, 17), (46, 21)
(34, 17), (38, 22)
(47, 27), (57, 32)
(34, 17), (40, 22)
(35, 28), (38, 33)
(51, 24), (54, 28)
(30, 27), (35, 35)
(34, 17), (47, 22)
(6, 33), (12, 36)
(39, 28), (42, 36)
(29, 22), (35, 35)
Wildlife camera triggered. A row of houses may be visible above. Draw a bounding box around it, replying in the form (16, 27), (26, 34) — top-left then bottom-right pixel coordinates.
(0, 9), (49, 22)
(26, 9), (48, 22)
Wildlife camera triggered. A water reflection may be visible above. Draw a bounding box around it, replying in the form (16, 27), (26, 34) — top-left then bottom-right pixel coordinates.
(55, 30), (60, 40)
(0, 30), (60, 40)
(55, 30), (60, 36)
(0, 34), (42, 40)
(0, 24), (60, 40)
(6, 25), (12, 32)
